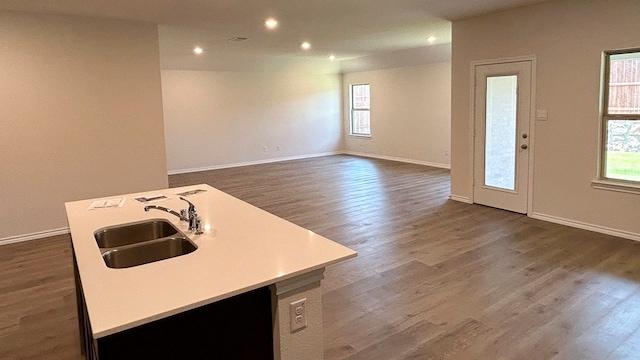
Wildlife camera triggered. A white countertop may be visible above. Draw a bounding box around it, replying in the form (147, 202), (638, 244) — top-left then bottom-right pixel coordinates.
(65, 184), (356, 338)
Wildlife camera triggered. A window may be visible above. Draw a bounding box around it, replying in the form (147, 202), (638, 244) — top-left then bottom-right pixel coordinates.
(599, 49), (640, 186)
(350, 84), (370, 136)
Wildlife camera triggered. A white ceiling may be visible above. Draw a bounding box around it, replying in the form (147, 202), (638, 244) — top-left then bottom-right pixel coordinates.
(0, 0), (550, 73)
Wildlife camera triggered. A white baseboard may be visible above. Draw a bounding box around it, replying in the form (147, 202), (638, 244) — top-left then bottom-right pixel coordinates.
(442, 199), (640, 242)
(529, 212), (640, 242)
(0, 227), (70, 246)
(167, 151), (342, 175)
(449, 194), (472, 204)
(343, 151), (451, 170)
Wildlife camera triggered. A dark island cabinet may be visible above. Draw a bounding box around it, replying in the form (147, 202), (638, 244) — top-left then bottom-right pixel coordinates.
(73, 253), (274, 360)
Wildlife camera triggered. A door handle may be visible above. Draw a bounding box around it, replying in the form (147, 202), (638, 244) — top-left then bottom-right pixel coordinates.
(522, 134), (528, 139)
(521, 144), (528, 149)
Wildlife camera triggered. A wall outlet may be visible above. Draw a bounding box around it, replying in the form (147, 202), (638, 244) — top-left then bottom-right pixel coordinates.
(289, 298), (307, 332)
(263, 146), (268, 152)
(277, 145), (281, 151)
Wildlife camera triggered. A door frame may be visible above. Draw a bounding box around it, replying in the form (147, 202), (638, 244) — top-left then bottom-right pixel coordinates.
(469, 56), (537, 214)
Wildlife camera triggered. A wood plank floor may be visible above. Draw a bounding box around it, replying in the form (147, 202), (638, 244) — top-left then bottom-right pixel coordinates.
(3, 154), (640, 359)
(0, 234), (79, 359)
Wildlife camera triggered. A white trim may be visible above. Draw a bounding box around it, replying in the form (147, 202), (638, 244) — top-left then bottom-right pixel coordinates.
(449, 194), (472, 204)
(527, 58), (538, 215)
(275, 268), (325, 297)
(167, 152), (342, 175)
(348, 134), (372, 139)
(344, 151), (451, 169)
(596, 52), (607, 180)
(471, 55), (540, 67)
(0, 227), (70, 246)
(591, 179), (640, 195)
(529, 212), (640, 242)
(468, 60), (476, 201)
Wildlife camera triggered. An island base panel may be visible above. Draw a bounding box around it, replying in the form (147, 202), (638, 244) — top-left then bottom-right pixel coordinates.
(82, 286), (274, 360)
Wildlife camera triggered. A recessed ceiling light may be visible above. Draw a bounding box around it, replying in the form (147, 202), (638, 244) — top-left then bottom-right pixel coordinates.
(329, 55), (336, 61)
(301, 42), (311, 50)
(193, 46), (203, 55)
(265, 18), (278, 29)
(427, 36), (437, 44)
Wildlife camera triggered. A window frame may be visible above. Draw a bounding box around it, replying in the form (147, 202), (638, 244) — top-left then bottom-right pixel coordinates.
(593, 47), (640, 194)
(349, 83), (371, 137)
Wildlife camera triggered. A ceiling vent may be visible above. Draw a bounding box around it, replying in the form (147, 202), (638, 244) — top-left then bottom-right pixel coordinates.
(227, 37), (249, 42)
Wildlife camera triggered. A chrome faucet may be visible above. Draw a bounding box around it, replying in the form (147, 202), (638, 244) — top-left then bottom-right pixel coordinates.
(180, 197), (196, 222)
(143, 205), (186, 221)
(144, 197), (203, 234)
(179, 197), (202, 234)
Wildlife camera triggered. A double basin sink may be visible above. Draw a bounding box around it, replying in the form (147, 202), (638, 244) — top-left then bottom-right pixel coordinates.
(94, 219), (197, 269)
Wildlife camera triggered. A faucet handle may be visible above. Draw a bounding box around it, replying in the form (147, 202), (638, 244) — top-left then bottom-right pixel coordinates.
(179, 197), (196, 213)
(180, 209), (189, 221)
(194, 216), (203, 235)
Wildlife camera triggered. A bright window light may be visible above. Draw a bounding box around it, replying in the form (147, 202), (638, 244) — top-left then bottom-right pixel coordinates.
(350, 84), (371, 136)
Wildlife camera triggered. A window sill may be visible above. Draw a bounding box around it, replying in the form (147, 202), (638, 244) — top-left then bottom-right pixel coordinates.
(349, 134), (371, 139)
(591, 179), (640, 195)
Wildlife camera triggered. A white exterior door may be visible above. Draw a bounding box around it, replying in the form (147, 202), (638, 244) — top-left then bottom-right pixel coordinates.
(473, 61), (532, 214)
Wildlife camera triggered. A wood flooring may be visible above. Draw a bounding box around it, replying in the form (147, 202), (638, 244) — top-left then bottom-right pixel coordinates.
(0, 234), (79, 359)
(3, 155), (640, 359)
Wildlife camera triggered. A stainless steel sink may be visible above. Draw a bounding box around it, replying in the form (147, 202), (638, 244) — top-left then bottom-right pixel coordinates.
(102, 237), (197, 269)
(95, 219), (179, 248)
(94, 219), (197, 269)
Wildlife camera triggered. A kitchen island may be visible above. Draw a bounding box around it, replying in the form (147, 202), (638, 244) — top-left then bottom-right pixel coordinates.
(65, 184), (356, 359)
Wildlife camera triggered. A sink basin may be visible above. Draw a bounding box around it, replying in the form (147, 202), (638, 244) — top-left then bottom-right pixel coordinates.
(95, 220), (179, 248)
(94, 219), (197, 269)
(102, 237), (197, 269)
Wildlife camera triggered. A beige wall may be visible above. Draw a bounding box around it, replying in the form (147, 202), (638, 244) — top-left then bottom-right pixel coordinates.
(0, 12), (168, 240)
(451, 0), (640, 236)
(161, 70), (342, 173)
(343, 62), (451, 168)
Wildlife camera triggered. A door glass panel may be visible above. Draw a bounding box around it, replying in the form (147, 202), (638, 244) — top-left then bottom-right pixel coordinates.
(485, 75), (518, 190)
